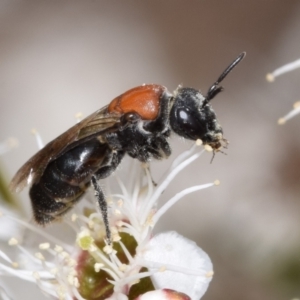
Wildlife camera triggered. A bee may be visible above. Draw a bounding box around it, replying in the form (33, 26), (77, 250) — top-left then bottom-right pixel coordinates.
(10, 52), (245, 243)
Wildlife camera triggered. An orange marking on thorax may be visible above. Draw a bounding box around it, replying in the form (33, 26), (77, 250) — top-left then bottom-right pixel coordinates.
(108, 84), (166, 120)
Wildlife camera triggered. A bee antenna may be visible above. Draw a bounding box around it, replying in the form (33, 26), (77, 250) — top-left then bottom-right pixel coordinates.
(202, 52), (246, 107)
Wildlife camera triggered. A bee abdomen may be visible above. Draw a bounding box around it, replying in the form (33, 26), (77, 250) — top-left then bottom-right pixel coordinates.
(29, 180), (84, 225)
(29, 138), (108, 225)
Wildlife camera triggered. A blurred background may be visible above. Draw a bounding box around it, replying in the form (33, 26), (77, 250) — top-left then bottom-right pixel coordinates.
(1, 1), (300, 299)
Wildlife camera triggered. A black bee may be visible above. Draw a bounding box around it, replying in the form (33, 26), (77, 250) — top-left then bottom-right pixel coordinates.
(10, 52), (245, 243)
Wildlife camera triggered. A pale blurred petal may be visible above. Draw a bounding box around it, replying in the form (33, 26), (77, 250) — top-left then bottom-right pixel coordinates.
(135, 289), (191, 300)
(142, 232), (213, 300)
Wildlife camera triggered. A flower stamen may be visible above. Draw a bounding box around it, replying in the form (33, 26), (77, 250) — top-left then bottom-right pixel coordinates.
(266, 58), (300, 81)
(278, 101), (300, 124)
(153, 183), (215, 226)
(140, 149), (205, 224)
(31, 128), (44, 149)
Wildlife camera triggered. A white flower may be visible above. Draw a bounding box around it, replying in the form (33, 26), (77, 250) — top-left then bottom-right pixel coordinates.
(0, 137), (217, 300)
(266, 58), (300, 124)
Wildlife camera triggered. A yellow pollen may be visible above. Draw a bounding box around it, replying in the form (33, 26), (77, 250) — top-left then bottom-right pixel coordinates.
(278, 118), (286, 125)
(145, 210), (155, 227)
(116, 220), (123, 227)
(293, 101), (300, 108)
(141, 162), (148, 169)
(131, 279), (140, 285)
(56, 286), (66, 300)
(32, 271), (40, 280)
(39, 242), (50, 250)
(119, 263), (127, 271)
(206, 270), (214, 278)
(68, 259), (77, 267)
(145, 214), (154, 227)
(214, 180), (221, 186)
(113, 234), (121, 242)
(94, 263), (104, 272)
(73, 277), (80, 288)
(266, 73), (275, 82)
(69, 269), (77, 276)
(35, 252), (45, 261)
(50, 268), (58, 275)
(67, 274), (77, 286)
(6, 137), (19, 148)
(54, 245), (64, 253)
(215, 133), (223, 140)
(117, 199), (123, 207)
(8, 238), (18, 246)
(103, 245), (113, 254)
(71, 214), (78, 222)
(196, 139), (203, 146)
(88, 220), (95, 229)
(159, 266), (166, 272)
(75, 112), (83, 121)
(11, 262), (19, 268)
(114, 209), (121, 215)
(89, 244), (98, 252)
(204, 144), (213, 152)
(31, 128), (37, 135)
(60, 251), (70, 259)
(111, 226), (118, 234)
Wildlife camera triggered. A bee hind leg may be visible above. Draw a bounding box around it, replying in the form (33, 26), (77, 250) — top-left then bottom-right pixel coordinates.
(91, 150), (125, 245)
(91, 175), (111, 245)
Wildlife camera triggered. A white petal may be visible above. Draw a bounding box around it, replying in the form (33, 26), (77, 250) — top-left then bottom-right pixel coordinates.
(142, 231), (213, 300)
(135, 290), (165, 300)
(135, 289), (191, 300)
(106, 292), (128, 300)
(0, 285), (13, 300)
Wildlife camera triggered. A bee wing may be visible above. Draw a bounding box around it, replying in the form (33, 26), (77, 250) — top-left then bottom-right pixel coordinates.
(10, 106), (121, 193)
